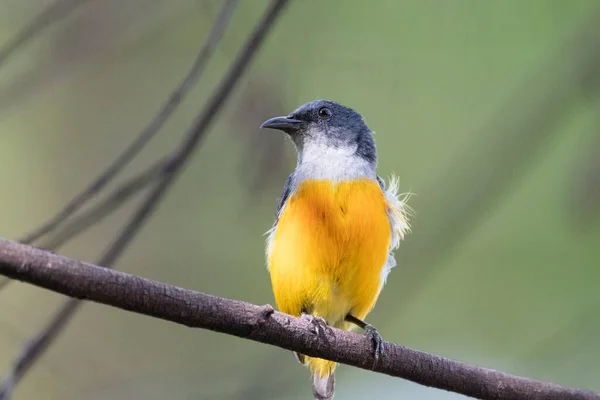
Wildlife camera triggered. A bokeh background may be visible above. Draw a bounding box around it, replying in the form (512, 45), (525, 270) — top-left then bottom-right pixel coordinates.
(1, 1), (599, 399)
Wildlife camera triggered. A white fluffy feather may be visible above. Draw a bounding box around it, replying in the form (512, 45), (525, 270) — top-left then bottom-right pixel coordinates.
(379, 174), (413, 289)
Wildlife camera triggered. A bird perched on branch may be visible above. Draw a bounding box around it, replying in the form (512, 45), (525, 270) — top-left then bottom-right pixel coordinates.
(261, 100), (411, 400)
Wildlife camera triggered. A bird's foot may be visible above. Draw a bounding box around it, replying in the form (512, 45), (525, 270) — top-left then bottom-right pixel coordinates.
(301, 313), (332, 338)
(364, 323), (385, 366)
(344, 314), (385, 368)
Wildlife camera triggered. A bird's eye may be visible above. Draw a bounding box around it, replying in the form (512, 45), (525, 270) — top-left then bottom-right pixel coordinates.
(317, 107), (332, 119)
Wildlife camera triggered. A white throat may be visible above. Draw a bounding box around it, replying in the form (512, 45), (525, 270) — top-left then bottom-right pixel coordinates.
(294, 139), (376, 182)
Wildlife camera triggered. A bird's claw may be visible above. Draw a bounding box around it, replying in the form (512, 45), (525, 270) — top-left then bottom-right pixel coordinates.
(364, 324), (385, 366)
(301, 313), (331, 338)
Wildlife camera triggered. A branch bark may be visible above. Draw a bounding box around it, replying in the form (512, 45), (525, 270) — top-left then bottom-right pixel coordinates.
(0, 1), (288, 397)
(18, 0), (239, 246)
(0, 0), (94, 70)
(0, 0), (241, 294)
(0, 238), (597, 400)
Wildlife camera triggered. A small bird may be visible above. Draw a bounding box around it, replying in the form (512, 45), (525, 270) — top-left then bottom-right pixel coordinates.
(261, 100), (410, 399)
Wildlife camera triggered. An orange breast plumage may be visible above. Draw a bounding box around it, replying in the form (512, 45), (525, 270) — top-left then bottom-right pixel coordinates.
(267, 178), (391, 327)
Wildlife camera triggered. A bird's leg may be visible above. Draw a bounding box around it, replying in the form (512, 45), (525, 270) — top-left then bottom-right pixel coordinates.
(345, 314), (385, 366)
(295, 313), (333, 366)
(301, 313), (331, 338)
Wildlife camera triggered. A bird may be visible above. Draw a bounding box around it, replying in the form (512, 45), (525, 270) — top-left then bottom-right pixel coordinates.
(261, 100), (411, 399)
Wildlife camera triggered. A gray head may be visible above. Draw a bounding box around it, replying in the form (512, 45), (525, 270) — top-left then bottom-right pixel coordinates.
(260, 100), (377, 165)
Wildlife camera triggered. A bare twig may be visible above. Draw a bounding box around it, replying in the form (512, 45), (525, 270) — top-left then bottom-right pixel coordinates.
(0, 299), (79, 400)
(0, 0), (237, 296)
(0, 239), (597, 400)
(0, 0), (288, 397)
(0, 0), (94, 69)
(19, 0), (239, 246)
(40, 159), (165, 250)
(98, 0), (290, 265)
(0, 160), (164, 294)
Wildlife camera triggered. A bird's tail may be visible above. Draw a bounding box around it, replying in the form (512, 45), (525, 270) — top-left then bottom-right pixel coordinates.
(310, 358), (336, 400)
(294, 353), (336, 399)
(294, 316), (347, 399)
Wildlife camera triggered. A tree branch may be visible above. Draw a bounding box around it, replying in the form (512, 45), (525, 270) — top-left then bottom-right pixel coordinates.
(0, 299), (79, 400)
(39, 159), (165, 251)
(18, 0), (239, 246)
(0, 157), (165, 292)
(0, 1), (289, 397)
(0, 0), (93, 70)
(0, 238), (596, 400)
(0, 0), (240, 294)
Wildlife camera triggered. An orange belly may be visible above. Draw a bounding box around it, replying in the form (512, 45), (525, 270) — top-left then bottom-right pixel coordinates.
(267, 178), (391, 327)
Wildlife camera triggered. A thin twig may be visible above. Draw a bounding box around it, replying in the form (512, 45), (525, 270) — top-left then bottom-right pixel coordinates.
(0, 0), (288, 397)
(40, 159), (166, 251)
(0, 299), (79, 400)
(1, 163), (158, 394)
(0, 0), (238, 294)
(97, 0), (289, 266)
(0, 238), (597, 400)
(0, 160), (164, 294)
(0, 0), (94, 69)
(19, 0), (239, 246)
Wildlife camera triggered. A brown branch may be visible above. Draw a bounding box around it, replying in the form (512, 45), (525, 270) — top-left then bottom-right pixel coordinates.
(18, 0), (239, 246)
(39, 159), (166, 250)
(0, 159), (164, 293)
(0, 1), (288, 397)
(0, 0), (94, 70)
(0, 0), (237, 293)
(0, 239), (597, 400)
(0, 299), (80, 400)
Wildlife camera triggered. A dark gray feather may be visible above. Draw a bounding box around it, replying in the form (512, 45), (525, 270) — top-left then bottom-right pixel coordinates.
(377, 175), (385, 191)
(274, 173), (294, 226)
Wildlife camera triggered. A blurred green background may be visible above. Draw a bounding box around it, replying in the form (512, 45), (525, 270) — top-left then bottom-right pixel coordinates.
(1, 1), (599, 399)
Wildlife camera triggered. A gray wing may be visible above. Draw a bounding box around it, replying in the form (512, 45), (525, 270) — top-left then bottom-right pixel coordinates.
(273, 173), (294, 226)
(377, 175), (385, 191)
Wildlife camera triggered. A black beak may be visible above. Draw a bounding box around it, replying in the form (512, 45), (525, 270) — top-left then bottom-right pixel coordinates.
(260, 116), (304, 131)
